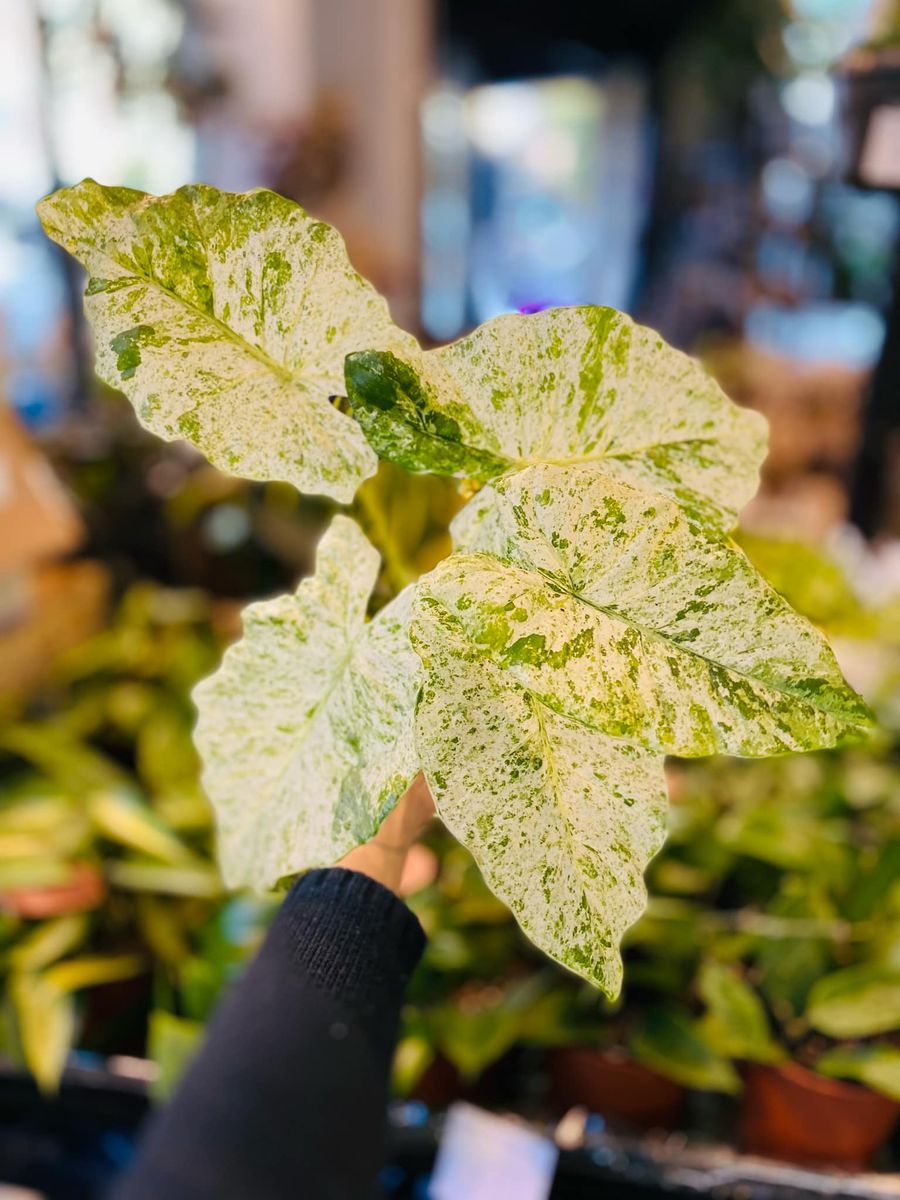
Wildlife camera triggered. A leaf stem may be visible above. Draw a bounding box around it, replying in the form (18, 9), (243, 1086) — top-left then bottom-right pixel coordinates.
(352, 483), (418, 597)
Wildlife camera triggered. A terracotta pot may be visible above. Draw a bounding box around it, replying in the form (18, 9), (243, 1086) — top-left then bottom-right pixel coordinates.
(546, 1047), (685, 1130)
(740, 1061), (900, 1171)
(411, 1053), (514, 1111)
(412, 1055), (464, 1110)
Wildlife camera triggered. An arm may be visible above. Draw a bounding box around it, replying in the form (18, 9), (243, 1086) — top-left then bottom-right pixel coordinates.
(112, 779), (433, 1200)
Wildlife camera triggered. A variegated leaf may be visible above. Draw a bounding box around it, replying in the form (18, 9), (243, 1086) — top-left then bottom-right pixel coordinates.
(425, 464), (872, 759)
(193, 516), (421, 889)
(38, 180), (416, 501)
(410, 598), (668, 994)
(410, 465), (870, 988)
(346, 306), (767, 530)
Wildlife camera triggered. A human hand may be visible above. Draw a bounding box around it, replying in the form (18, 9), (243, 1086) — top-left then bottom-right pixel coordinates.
(338, 773), (436, 895)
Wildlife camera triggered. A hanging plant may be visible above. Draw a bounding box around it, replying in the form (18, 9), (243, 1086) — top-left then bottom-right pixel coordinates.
(38, 181), (872, 997)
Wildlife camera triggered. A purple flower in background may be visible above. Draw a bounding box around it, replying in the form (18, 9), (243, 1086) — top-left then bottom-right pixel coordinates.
(517, 299), (558, 314)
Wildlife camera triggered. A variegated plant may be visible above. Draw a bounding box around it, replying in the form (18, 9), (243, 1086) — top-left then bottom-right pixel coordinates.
(39, 180), (873, 996)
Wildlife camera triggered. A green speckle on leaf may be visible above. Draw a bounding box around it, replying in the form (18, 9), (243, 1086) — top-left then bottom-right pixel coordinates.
(111, 324), (167, 380)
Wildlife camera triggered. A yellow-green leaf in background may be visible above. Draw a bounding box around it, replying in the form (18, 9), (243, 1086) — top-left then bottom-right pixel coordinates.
(9, 973), (75, 1093)
(106, 860), (222, 899)
(153, 787), (213, 833)
(630, 1007), (741, 1093)
(817, 1044), (900, 1101)
(0, 795), (91, 861)
(429, 977), (550, 1081)
(88, 789), (195, 863)
(736, 533), (874, 638)
(807, 964), (900, 1038)
(135, 708), (201, 793)
(9, 915), (89, 972)
(148, 1010), (204, 1102)
(134, 895), (191, 965)
(0, 833), (59, 859)
(0, 725), (127, 790)
(0, 860), (74, 890)
(0, 792), (78, 835)
(392, 1033), (435, 1097)
(44, 953), (145, 993)
(697, 961), (784, 1064)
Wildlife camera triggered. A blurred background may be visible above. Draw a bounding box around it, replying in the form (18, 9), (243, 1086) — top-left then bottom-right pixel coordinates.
(2, 1), (900, 1197)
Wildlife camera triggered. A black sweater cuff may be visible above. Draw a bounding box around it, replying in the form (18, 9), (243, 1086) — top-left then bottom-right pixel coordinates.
(271, 867), (426, 1016)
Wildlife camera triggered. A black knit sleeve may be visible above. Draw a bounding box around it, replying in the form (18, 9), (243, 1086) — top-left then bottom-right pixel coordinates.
(110, 868), (426, 1200)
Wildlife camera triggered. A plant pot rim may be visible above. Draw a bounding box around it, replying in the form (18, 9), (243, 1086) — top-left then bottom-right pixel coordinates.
(751, 1059), (896, 1106)
(548, 1044), (627, 1060)
(548, 1044), (676, 1075)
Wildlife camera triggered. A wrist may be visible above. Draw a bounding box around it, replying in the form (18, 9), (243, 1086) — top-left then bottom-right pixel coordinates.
(337, 841), (407, 894)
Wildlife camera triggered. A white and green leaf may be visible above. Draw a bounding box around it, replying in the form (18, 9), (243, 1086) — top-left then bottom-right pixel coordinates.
(345, 306), (767, 530)
(431, 465), (871, 759)
(409, 466), (869, 987)
(38, 180), (416, 501)
(193, 516), (421, 890)
(410, 596), (668, 994)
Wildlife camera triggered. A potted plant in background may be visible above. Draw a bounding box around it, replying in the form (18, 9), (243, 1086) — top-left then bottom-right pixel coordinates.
(0, 585), (229, 1090)
(654, 539), (900, 1169)
(667, 536), (900, 1168)
(391, 535), (900, 1166)
(703, 741), (900, 1170)
(396, 813), (730, 1129)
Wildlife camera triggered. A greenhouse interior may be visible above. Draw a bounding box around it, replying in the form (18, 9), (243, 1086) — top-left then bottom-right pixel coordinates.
(2, 0), (900, 1197)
